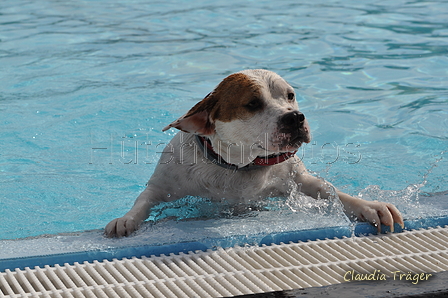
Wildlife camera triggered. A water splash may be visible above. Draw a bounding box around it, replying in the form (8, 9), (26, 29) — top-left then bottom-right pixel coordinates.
(358, 150), (448, 219)
(146, 183), (350, 232)
(280, 178), (346, 219)
(147, 196), (222, 222)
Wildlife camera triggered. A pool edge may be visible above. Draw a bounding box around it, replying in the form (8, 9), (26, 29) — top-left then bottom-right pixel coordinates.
(1, 215), (448, 272)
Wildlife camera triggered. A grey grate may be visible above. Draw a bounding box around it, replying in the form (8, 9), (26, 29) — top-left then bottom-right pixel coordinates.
(1, 226), (448, 298)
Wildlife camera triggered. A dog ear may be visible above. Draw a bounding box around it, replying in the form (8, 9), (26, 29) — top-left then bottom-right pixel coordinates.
(162, 93), (217, 136)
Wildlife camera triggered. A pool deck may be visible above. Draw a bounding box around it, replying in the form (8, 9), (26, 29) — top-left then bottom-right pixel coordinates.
(237, 270), (448, 298)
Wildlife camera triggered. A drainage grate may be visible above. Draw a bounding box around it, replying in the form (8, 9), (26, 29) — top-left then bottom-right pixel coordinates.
(1, 226), (448, 298)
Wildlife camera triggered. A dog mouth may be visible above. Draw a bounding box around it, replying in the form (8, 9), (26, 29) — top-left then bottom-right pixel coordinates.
(260, 129), (310, 153)
(273, 132), (310, 151)
(286, 135), (306, 147)
(257, 111), (311, 153)
(272, 111), (311, 151)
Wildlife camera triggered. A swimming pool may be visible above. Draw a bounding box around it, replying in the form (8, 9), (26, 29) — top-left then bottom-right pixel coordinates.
(0, 0), (447, 256)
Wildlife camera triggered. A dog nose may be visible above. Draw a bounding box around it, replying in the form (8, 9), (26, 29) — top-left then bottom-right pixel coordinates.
(281, 111), (305, 127)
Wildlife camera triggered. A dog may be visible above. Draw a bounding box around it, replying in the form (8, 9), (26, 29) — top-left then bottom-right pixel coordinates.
(105, 69), (404, 237)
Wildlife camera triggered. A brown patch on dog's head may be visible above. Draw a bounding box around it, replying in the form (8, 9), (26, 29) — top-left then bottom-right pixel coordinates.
(162, 72), (262, 135)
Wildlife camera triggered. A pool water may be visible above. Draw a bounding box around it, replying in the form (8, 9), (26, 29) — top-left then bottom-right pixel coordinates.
(1, 0), (447, 245)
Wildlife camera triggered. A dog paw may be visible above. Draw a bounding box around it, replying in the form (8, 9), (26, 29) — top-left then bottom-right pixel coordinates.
(104, 217), (140, 238)
(356, 201), (404, 233)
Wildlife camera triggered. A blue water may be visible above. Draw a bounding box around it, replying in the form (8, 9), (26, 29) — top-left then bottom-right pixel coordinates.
(1, 0), (447, 242)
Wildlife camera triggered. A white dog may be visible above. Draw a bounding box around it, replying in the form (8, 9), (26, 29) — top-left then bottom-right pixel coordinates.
(105, 69), (404, 237)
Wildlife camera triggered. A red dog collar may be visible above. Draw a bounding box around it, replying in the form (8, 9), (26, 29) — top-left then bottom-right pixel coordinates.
(195, 135), (297, 171)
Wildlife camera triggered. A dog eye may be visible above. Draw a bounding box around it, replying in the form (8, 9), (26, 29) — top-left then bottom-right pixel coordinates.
(245, 98), (262, 111)
(287, 93), (295, 101)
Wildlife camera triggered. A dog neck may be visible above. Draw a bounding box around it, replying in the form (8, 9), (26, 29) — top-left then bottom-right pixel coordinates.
(195, 135), (296, 171)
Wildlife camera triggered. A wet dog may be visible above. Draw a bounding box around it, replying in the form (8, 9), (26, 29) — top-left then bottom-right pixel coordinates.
(105, 69), (404, 237)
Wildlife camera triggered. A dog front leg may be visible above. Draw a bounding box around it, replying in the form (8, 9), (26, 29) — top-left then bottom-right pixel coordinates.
(297, 173), (404, 233)
(104, 185), (164, 238)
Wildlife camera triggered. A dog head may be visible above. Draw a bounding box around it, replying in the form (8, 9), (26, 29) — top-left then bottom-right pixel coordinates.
(163, 69), (311, 166)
